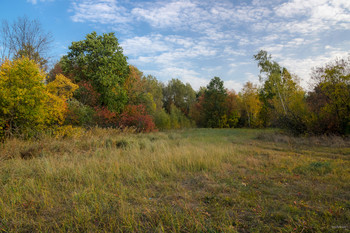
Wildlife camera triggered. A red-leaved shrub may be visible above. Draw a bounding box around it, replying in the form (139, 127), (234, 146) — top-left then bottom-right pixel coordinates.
(94, 106), (117, 127)
(119, 105), (156, 132)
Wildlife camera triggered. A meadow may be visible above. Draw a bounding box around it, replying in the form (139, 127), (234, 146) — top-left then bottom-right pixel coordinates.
(0, 128), (349, 232)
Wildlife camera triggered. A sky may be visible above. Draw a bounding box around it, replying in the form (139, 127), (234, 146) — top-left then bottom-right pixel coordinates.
(1, 0), (350, 91)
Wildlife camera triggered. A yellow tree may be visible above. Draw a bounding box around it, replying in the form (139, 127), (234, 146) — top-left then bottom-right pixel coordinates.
(0, 57), (77, 138)
(240, 82), (262, 127)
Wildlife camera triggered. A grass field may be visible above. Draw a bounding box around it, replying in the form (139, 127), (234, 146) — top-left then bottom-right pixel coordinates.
(0, 128), (349, 232)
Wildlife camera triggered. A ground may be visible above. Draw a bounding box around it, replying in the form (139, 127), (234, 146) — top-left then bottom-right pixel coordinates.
(0, 128), (349, 232)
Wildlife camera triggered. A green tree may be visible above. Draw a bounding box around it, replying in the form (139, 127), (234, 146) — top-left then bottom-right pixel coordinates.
(254, 50), (307, 134)
(61, 32), (129, 113)
(202, 77), (228, 128)
(163, 79), (196, 116)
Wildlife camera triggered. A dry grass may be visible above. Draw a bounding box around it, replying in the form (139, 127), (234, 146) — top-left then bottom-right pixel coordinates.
(0, 128), (349, 232)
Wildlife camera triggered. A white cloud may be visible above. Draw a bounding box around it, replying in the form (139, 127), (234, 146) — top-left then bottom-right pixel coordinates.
(225, 80), (243, 92)
(278, 50), (350, 90)
(132, 0), (200, 29)
(122, 33), (217, 70)
(66, 0), (350, 92)
(121, 34), (169, 56)
(70, 0), (130, 24)
(273, 0), (350, 34)
(245, 72), (260, 85)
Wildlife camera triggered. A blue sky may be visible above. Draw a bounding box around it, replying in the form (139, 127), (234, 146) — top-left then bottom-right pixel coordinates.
(1, 0), (350, 91)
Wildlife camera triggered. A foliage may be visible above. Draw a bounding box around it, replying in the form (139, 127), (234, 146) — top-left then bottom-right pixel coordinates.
(0, 58), (75, 138)
(74, 81), (101, 107)
(119, 104), (156, 132)
(46, 74), (78, 100)
(202, 77), (228, 128)
(189, 92), (206, 127)
(163, 78), (196, 115)
(94, 106), (117, 128)
(153, 108), (171, 130)
(225, 91), (241, 128)
(64, 99), (95, 127)
(14, 44), (48, 71)
(124, 66), (163, 115)
(254, 50), (307, 134)
(61, 31), (129, 113)
(239, 82), (262, 127)
(47, 61), (63, 83)
(307, 57), (350, 134)
(51, 125), (85, 139)
(169, 104), (193, 129)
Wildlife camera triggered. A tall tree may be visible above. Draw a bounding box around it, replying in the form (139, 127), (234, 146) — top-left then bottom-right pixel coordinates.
(61, 32), (129, 113)
(163, 78), (196, 116)
(124, 65), (163, 114)
(254, 50), (307, 134)
(202, 77), (228, 128)
(239, 82), (262, 128)
(0, 16), (52, 69)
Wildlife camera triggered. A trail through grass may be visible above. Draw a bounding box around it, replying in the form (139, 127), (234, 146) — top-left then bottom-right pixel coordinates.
(0, 128), (349, 232)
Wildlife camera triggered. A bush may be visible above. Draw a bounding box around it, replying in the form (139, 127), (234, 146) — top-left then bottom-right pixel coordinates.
(52, 125), (85, 139)
(94, 106), (118, 128)
(65, 99), (95, 127)
(119, 105), (156, 132)
(152, 109), (171, 130)
(170, 105), (194, 129)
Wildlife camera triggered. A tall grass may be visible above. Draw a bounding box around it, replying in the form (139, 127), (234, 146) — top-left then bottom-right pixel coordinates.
(0, 128), (349, 232)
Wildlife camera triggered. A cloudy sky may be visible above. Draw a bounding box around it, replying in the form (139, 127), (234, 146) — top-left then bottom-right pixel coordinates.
(1, 0), (350, 91)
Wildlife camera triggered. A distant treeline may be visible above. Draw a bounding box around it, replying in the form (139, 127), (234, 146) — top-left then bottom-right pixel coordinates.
(1, 29), (349, 139)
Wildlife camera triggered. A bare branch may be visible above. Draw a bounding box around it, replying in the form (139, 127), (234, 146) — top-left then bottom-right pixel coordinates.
(0, 16), (53, 68)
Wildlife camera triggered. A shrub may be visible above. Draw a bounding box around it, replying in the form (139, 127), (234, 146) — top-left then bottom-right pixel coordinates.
(52, 125), (85, 139)
(65, 99), (95, 127)
(152, 109), (171, 130)
(119, 105), (156, 132)
(169, 105), (193, 129)
(94, 106), (118, 128)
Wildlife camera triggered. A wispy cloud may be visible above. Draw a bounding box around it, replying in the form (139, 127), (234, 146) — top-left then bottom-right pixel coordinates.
(27, 0), (54, 4)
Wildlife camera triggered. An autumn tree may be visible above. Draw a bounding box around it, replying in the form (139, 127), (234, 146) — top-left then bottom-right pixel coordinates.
(61, 32), (129, 113)
(307, 57), (350, 134)
(125, 66), (163, 114)
(254, 50), (307, 134)
(239, 82), (262, 127)
(0, 57), (77, 138)
(190, 91), (206, 127)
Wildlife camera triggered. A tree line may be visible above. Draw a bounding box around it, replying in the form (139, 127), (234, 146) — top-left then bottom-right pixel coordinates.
(0, 17), (349, 140)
